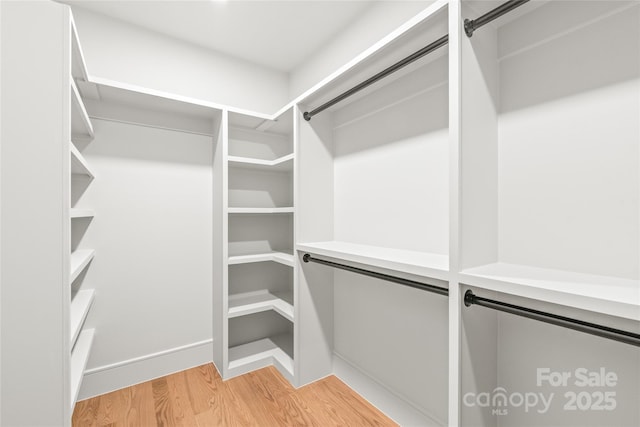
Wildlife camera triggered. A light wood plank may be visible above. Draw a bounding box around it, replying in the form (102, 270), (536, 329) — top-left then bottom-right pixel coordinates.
(73, 363), (396, 427)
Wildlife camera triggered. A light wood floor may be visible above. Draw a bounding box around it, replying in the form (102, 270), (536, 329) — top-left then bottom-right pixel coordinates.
(73, 364), (397, 426)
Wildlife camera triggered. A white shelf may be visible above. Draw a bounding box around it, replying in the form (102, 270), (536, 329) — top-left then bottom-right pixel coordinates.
(70, 16), (89, 81)
(70, 290), (95, 347)
(70, 143), (95, 179)
(71, 78), (94, 141)
(228, 336), (293, 377)
(70, 208), (95, 219)
(296, 241), (449, 281)
(70, 249), (95, 283)
(228, 250), (294, 267)
(228, 154), (294, 172)
(460, 263), (640, 321)
(70, 328), (95, 409)
(229, 290), (293, 322)
(228, 207), (294, 214)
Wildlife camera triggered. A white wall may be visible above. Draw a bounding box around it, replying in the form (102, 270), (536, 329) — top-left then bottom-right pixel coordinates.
(497, 2), (640, 279)
(74, 119), (214, 398)
(71, 7), (289, 114)
(289, 0), (433, 100)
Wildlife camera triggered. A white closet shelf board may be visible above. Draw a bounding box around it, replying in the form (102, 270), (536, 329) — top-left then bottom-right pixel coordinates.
(70, 208), (95, 219)
(82, 80), (223, 137)
(228, 154), (294, 172)
(70, 328), (95, 409)
(70, 289), (95, 347)
(296, 0), (448, 114)
(229, 290), (294, 322)
(460, 263), (640, 322)
(229, 108), (294, 136)
(297, 241), (449, 281)
(70, 249), (95, 283)
(87, 76), (268, 122)
(228, 251), (295, 267)
(228, 207), (294, 214)
(70, 143), (95, 178)
(70, 14), (89, 81)
(228, 335), (294, 381)
(71, 78), (94, 141)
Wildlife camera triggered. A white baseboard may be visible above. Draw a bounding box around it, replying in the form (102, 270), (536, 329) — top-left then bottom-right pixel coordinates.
(77, 339), (214, 401)
(333, 353), (444, 427)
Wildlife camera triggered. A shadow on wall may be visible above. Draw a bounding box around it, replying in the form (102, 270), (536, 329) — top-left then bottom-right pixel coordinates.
(499, 2), (639, 114)
(332, 55), (449, 157)
(85, 119), (214, 166)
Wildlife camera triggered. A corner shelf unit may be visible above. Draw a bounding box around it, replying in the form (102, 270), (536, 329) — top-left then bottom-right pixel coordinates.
(216, 107), (297, 384)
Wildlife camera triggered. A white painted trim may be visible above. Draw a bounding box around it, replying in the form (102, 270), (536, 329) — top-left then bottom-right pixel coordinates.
(333, 353), (444, 427)
(78, 339), (213, 401)
(84, 338), (212, 375)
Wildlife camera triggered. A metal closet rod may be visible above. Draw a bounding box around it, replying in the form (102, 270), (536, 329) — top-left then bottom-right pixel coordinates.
(302, 254), (449, 296)
(302, 0), (529, 121)
(464, 290), (640, 347)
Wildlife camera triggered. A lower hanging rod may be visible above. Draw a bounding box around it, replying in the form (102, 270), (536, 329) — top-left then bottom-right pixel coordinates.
(303, 253), (449, 296)
(464, 290), (640, 347)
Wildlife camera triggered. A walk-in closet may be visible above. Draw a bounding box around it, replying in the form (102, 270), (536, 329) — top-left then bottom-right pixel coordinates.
(1, 0), (638, 426)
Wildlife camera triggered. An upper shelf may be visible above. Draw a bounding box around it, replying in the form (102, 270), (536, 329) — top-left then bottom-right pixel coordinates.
(228, 154), (294, 173)
(228, 207), (294, 214)
(71, 78), (94, 141)
(297, 241), (449, 282)
(70, 328), (95, 409)
(70, 15), (89, 81)
(70, 289), (95, 348)
(460, 263), (640, 322)
(70, 249), (95, 284)
(70, 208), (95, 219)
(298, 0), (448, 114)
(228, 250), (294, 268)
(228, 290), (294, 322)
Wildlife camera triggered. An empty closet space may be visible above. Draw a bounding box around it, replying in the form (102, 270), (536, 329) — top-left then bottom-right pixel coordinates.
(75, 83), (219, 399)
(459, 1), (640, 425)
(215, 108), (296, 384)
(297, 3), (450, 425)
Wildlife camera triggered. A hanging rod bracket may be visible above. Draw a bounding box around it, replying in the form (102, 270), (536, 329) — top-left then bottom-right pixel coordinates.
(464, 0), (530, 38)
(463, 19), (476, 37)
(303, 112), (311, 121)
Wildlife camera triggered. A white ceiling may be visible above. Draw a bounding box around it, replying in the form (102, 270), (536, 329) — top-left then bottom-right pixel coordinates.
(61, 0), (374, 72)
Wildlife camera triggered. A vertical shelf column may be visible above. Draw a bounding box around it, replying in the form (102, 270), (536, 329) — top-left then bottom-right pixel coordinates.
(222, 109), (296, 384)
(68, 11), (96, 412)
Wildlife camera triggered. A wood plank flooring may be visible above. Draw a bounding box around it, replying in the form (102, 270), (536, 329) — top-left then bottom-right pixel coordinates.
(72, 364), (397, 426)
